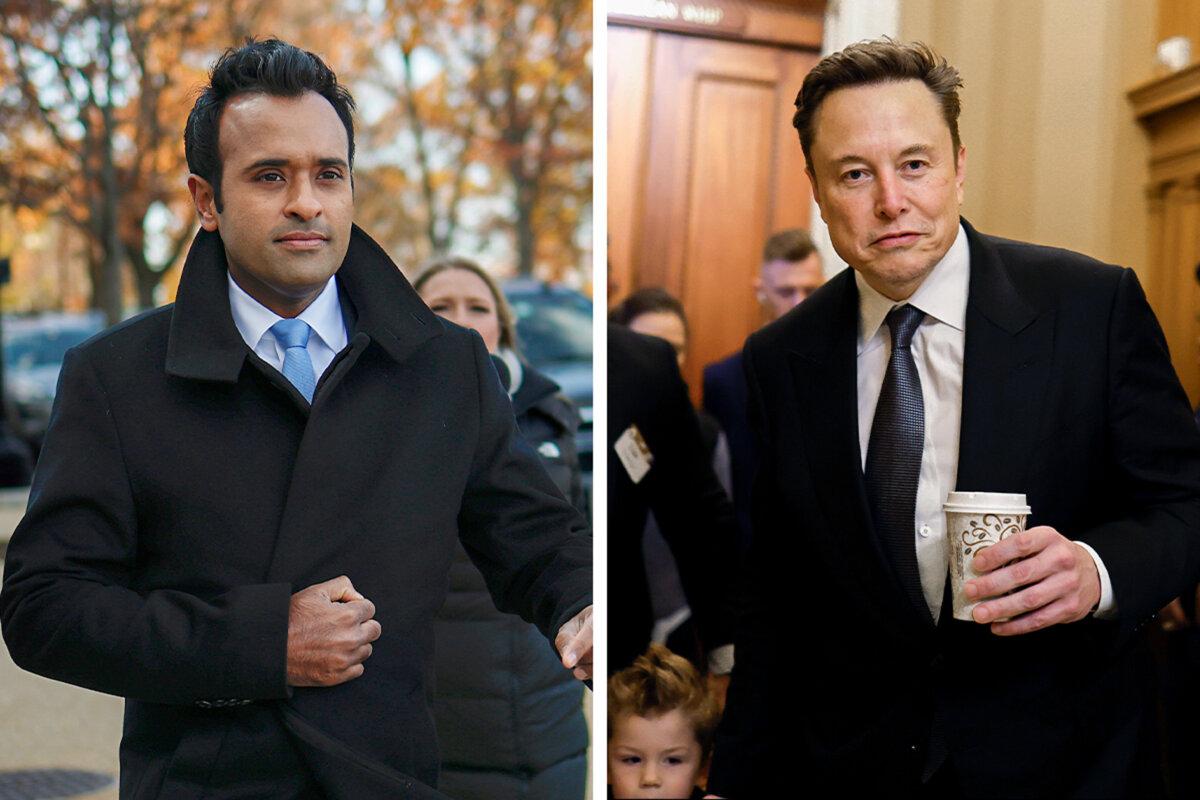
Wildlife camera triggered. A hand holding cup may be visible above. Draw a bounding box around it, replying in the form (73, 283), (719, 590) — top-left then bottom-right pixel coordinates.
(964, 526), (1101, 635)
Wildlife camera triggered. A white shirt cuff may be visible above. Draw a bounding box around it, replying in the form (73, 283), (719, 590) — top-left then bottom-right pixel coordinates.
(1074, 540), (1117, 619)
(708, 644), (735, 675)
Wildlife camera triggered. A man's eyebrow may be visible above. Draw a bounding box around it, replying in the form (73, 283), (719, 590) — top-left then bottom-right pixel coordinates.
(832, 144), (934, 165)
(244, 158), (288, 172)
(243, 157), (350, 172)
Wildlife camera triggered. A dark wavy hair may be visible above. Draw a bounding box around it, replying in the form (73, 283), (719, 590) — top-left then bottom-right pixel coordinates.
(184, 38), (356, 211)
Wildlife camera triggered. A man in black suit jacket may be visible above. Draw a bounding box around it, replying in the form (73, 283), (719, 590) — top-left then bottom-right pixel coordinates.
(707, 40), (1200, 798)
(701, 228), (822, 551)
(0, 40), (591, 800)
(608, 324), (737, 673)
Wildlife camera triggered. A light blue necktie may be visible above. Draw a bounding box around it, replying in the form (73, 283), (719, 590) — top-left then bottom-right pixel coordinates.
(270, 319), (317, 402)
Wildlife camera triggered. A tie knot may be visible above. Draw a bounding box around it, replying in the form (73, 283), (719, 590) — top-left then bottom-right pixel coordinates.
(271, 318), (311, 350)
(885, 304), (925, 349)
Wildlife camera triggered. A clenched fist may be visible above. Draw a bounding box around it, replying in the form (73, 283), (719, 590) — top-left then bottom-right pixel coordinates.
(287, 575), (382, 687)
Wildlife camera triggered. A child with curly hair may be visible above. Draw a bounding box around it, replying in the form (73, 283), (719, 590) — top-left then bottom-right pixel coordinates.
(608, 644), (720, 799)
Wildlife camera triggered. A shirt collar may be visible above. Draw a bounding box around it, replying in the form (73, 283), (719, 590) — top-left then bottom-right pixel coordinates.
(226, 273), (347, 352)
(856, 223), (969, 353)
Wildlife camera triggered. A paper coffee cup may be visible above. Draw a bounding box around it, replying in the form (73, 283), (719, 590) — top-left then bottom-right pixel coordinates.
(944, 491), (1031, 621)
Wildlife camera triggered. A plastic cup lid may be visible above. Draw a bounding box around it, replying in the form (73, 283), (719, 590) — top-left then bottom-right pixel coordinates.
(943, 491), (1030, 514)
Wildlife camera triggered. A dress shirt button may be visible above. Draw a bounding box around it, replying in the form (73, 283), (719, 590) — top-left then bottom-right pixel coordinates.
(919, 524), (932, 538)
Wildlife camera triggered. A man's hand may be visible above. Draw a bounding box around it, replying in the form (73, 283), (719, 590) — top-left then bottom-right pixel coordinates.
(287, 575), (381, 687)
(555, 604), (593, 681)
(964, 526), (1100, 636)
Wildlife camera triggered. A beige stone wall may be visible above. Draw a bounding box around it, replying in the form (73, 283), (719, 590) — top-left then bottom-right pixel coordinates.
(900, 0), (1155, 281)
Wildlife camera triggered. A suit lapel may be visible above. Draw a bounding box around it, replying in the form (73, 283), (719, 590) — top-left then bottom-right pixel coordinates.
(956, 220), (1051, 494)
(786, 273), (930, 633)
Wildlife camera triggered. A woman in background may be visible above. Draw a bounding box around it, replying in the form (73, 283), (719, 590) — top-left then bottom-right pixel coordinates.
(415, 257), (587, 800)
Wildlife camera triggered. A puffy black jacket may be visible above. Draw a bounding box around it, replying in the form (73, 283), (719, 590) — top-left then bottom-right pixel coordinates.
(432, 363), (588, 800)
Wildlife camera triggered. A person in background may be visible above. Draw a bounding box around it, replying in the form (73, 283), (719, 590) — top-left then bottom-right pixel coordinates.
(415, 257), (587, 800)
(607, 323), (737, 682)
(608, 643), (720, 800)
(702, 229), (823, 551)
(610, 288), (733, 679)
(609, 288), (731, 490)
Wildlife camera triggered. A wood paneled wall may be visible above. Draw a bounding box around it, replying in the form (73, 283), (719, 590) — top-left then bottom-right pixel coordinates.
(607, 5), (822, 400)
(1130, 64), (1200, 404)
(1159, 0), (1200, 48)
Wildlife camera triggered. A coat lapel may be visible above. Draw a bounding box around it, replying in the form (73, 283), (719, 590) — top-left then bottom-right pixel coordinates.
(165, 223), (450, 586)
(262, 226), (447, 584)
(956, 220), (1051, 494)
(165, 229), (251, 383)
(786, 272), (931, 633)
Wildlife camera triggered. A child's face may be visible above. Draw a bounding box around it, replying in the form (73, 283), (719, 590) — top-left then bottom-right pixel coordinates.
(608, 709), (703, 799)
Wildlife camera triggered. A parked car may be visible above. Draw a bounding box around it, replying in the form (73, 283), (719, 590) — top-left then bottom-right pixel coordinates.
(3, 312), (106, 456)
(502, 280), (594, 505)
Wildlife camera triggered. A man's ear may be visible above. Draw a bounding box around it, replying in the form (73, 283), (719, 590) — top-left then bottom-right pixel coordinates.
(187, 175), (219, 232)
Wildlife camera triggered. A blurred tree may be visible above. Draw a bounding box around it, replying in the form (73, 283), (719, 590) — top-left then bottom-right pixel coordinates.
(355, 0), (592, 279)
(0, 0), (593, 320)
(0, 0), (277, 322)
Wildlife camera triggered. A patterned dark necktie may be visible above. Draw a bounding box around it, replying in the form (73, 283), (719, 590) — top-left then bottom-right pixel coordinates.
(864, 303), (928, 614)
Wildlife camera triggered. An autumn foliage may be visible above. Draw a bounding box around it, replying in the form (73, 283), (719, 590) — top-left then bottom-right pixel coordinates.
(0, 0), (592, 319)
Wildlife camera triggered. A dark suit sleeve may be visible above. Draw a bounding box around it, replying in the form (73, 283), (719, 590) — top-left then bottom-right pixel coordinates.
(706, 339), (774, 798)
(0, 348), (292, 704)
(456, 333), (592, 642)
(1077, 268), (1200, 629)
(636, 339), (737, 656)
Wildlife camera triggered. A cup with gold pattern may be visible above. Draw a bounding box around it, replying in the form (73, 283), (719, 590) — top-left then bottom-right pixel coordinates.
(944, 491), (1032, 621)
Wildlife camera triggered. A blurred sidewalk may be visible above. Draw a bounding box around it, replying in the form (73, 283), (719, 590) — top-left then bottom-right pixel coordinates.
(0, 487), (29, 558)
(0, 487), (121, 799)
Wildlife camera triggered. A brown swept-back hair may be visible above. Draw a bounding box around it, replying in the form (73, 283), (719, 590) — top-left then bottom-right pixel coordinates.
(608, 644), (720, 762)
(413, 256), (518, 351)
(762, 228), (817, 264)
(793, 38), (963, 173)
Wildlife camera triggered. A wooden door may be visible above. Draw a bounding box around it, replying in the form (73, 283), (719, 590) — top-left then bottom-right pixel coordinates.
(608, 25), (819, 400)
(1149, 181), (1200, 404)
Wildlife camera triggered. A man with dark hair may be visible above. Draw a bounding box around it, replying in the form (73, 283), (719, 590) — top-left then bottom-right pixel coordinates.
(708, 39), (1200, 797)
(702, 228), (823, 549)
(0, 38), (592, 800)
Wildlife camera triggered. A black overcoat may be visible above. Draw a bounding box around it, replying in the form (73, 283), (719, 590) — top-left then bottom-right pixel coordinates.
(709, 220), (1200, 798)
(0, 226), (592, 799)
(606, 325), (737, 672)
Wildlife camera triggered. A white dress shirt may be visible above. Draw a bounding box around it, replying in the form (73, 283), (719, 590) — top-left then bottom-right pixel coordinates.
(855, 224), (1114, 621)
(227, 274), (348, 384)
